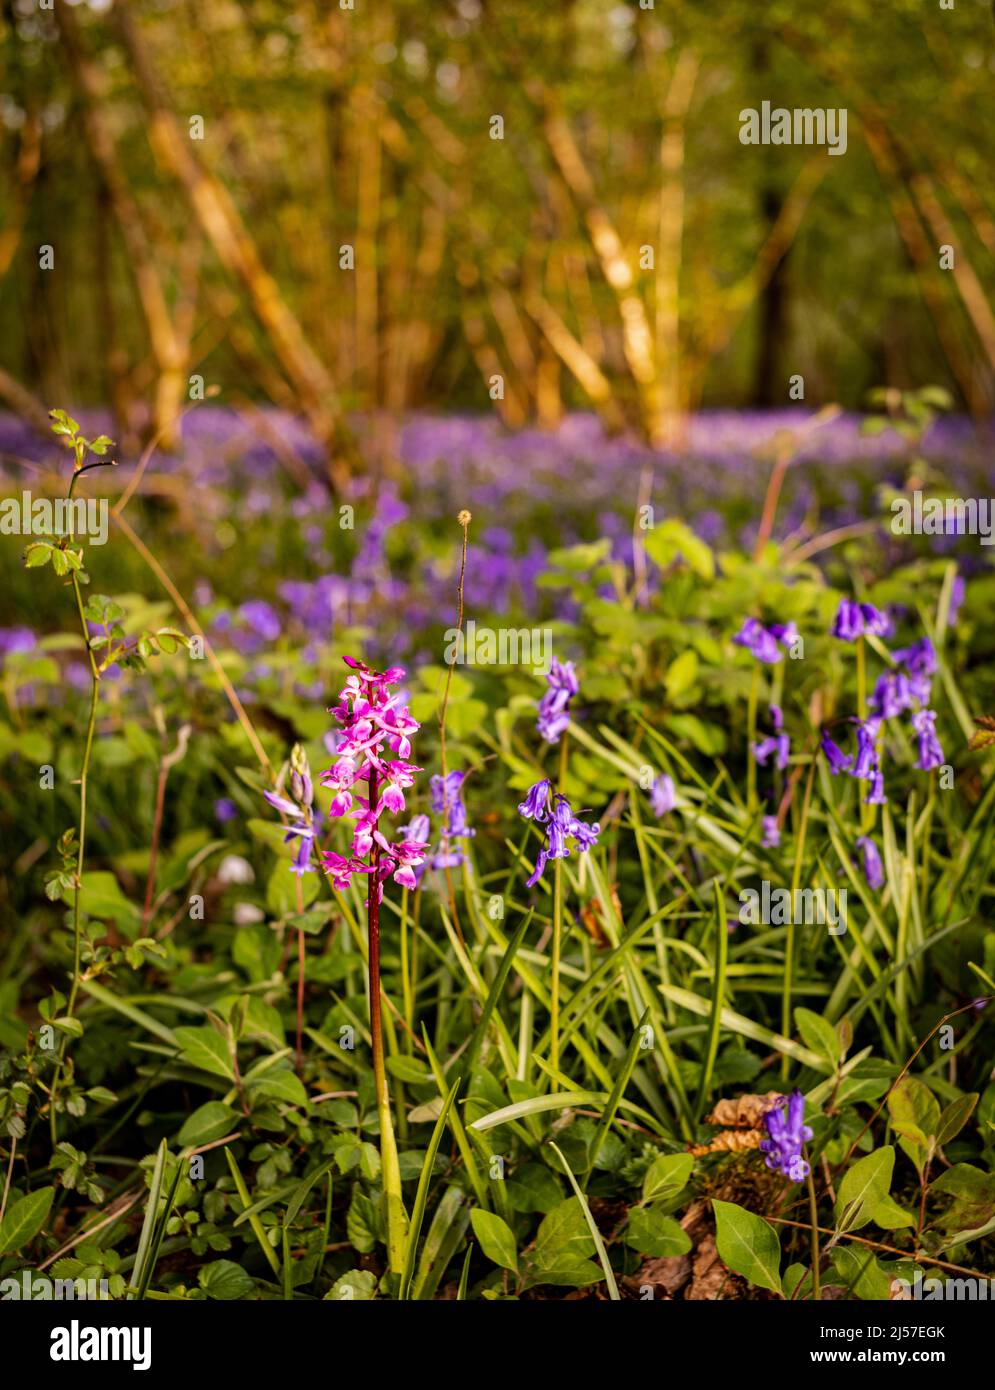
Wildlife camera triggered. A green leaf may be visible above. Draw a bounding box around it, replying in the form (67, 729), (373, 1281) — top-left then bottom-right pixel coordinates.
(177, 1102), (237, 1148)
(625, 1208), (691, 1258)
(24, 542), (53, 569)
(641, 1152), (694, 1204)
(831, 1246), (894, 1300)
(835, 1146), (895, 1234)
(326, 1269), (378, 1301)
(470, 1209), (518, 1274)
(794, 1007), (841, 1066)
(935, 1094), (978, 1149)
(871, 1194), (915, 1230)
(888, 1077), (940, 1174)
(525, 1197), (597, 1287)
(712, 1199), (782, 1294)
(665, 650), (699, 700)
(60, 871), (140, 928)
(174, 1026), (235, 1081)
(0, 1187), (55, 1255)
(246, 1069), (308, 1107)
(198, 1259), (255, 1300)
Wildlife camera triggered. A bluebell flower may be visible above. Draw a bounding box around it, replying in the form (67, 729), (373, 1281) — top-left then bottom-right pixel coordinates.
(831, 599), (890, 641)
(893, 637), (937, 702)
(761, 815), (780, 848)
(522, 792), (599, 887)
(650, 774), (676, 817)
(870, 671), (914, 719)
(831, 599), (863, 641)
(864, 769), (887, 805)
(911, 709), (944, 771)
(214, 797), (238, 823)
(430, 770), (474, 868)
(949, 574), (965, 626)
(854, 834), (884, 890)
(760, 1090), (813, 1182)
(820, 730), (852, 775)
(753, 705), (790, 770)
(536, 658), (579, 744)
(850, 718), (881, 780)
(859, 603), (891, 637)
(733, 618), (782, 664)
(518, 778), (551, 821)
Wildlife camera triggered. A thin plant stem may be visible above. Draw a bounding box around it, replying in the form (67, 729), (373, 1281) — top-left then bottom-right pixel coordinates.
(806, 1168), (821, 1301)
(367, 764), (405, 1277)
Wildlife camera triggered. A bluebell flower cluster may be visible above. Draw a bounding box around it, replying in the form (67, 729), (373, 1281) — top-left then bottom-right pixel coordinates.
(753, 704), (790, 771)
(733, 618), (798, 664)
(760, 1090), (813, 1182)
(429, 770), (475, 869)
(518, 779), (599, 886)
(536, 658), (579, 744)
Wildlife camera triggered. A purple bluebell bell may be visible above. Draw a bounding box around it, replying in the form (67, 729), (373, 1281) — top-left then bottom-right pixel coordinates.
(949, 575), (965, 626)
(518, 778), (551, 821)
(831, 599), (863, 641)
(753, 705), (790, 771)
(761, 815), (780, 848)
(893, 636), (936, 675)
(650, 774), (676, 817)
(854, 835), (884, 890)
(831, 599), (890, 641)
(733, 618), (782, 664)
(821, 730), (852, 775)
(760, 1090), (813, 1182)
(864, 769), (887, 806)
(870, 671), (914, 719)
(536, 657), (579, 744)
(430, 769), (474, 868)
(214, 797), (238, 823)
(911, 709), (944, 771)
(850, 718), (881, 780)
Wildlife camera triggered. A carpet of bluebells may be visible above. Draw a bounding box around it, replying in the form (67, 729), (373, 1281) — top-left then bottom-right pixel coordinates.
(0, 402), (993, 1301)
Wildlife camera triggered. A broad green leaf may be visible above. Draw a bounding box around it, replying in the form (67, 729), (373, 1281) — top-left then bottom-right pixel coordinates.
(712, 1199), (782, 1294)
(794, 1007), (841, 1066)
(326, 1269), (378, 1301)
(174, 1026), (235, 1081)
(871, 1194), (915, 1230)
(246, 1069), (308, 1107)
(625, 1208), (691, 1258)
(831, 1246), (894, 1300)
(642, 1152), (694, 1204)
(0, 1187), (54, 1255)
(470, 1209), (518, 1274)
(177, 1102), (237, 1148)
(198, 1259), (255, 1300)
(835, 1146), (895, 1234)
(934, 1094), (978, 1149)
